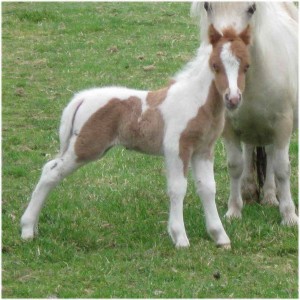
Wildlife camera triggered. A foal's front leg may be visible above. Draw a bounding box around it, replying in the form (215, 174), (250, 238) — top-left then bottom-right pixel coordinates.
(191, 153), (231, 248)
(165, 154), (189, 248)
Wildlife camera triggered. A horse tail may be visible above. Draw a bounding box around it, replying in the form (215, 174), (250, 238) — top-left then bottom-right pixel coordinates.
(58, 96), (84, 156)
(256, 146), (267, 190)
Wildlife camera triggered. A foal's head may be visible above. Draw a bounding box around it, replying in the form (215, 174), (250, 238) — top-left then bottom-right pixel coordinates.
(209, 25), (251, 110)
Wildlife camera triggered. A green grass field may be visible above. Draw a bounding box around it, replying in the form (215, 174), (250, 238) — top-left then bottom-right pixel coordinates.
(2, 2), (298, 298)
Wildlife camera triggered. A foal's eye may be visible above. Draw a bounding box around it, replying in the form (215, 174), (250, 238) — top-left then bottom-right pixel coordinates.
(244, 64), (250, 73)
(212, 63), (220, 73)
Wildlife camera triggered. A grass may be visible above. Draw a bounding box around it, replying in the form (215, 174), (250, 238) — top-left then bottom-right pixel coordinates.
(2, 2), (298, 298)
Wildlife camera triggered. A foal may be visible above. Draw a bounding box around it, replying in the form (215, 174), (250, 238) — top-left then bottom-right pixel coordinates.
(21, 26), (251, 248)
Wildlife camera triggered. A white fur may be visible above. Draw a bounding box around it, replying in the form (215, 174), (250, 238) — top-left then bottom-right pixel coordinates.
(192, 2), (298, 225)
(220, 42), (240, 99)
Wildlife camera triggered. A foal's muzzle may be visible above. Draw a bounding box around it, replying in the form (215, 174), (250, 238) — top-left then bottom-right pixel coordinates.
(224, 92), (242, 110)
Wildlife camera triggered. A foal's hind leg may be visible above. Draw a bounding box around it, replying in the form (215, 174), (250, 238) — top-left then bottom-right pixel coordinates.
(21, 146), (83, 239)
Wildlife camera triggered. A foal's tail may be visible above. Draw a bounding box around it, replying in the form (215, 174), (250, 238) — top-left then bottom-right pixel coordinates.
(58, 96), (84, 156)
(256, 146), (267, 190)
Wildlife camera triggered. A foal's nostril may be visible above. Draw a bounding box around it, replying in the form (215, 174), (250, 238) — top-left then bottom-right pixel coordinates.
(224, 93), (242, 110)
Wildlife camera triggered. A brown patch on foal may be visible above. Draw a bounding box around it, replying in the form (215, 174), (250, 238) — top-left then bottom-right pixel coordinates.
(75, 97), (126, 161)
(146, 81), (175, 107)
(75, 82), (175, 161)
(75, 95), (166, 162)
(179, 83), (225, 176)
(118, 102), (165, 155)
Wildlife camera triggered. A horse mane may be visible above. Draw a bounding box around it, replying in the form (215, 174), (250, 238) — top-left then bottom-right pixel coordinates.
(173, 43), (212, 82)
(190, 2), (255, 44)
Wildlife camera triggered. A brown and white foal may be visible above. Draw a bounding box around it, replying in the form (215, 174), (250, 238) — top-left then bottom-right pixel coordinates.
(21, 26), (250, 248)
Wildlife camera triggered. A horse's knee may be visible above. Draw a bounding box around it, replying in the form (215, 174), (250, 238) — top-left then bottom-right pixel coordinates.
(41, 157), (75, 186)
(167, 177), (187, 200)
(195, 179), (216, 200)
(274, 159), (291, 182)
(227, 156), (243, 179)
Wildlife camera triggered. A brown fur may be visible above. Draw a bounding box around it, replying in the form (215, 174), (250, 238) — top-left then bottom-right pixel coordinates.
(209, 25), (251, 46)
(74, 85), (176, 162)
(179, 82), (225, 176)
(146, 81), (175, 106)
(147, 86), (169, 107)
(118, 101), (165, 155)
(75, 83), (175, 161)
(75, 97), (127, 161)
(209, 27), (250, 97)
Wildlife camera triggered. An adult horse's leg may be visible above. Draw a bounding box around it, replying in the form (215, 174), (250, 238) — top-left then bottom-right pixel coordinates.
(261, 145), (279, 206)
(269, 143), (298, 225)
(241, 144), (259, 203)
(21, 141), (85, 239)
(165, 152), (189, 248)
(222, 121), (244, 219)
(191, 153), (230, 248)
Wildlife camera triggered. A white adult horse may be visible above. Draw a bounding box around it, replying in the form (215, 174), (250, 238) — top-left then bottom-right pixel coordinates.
(191, 2), (298, 225)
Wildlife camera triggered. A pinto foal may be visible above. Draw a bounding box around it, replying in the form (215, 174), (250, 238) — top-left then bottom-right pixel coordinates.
(21, 26), (250, 248)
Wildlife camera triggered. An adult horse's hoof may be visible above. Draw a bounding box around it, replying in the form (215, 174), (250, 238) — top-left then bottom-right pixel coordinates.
(281, 214), (298, 226)
(261, 193), (279, 206)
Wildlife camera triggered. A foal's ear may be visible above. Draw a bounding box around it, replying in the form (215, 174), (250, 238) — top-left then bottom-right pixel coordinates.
(209, 25), (222, 46)
(239, 25), (251, 45)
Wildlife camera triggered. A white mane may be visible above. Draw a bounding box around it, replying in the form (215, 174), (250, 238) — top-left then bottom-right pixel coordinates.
(173, 43), (212, 82)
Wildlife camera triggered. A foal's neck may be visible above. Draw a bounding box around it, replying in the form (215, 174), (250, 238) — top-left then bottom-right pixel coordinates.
(202, 81), (225, 117)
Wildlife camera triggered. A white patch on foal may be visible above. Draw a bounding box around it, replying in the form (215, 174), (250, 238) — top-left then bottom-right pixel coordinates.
(220, 42), (240, 99)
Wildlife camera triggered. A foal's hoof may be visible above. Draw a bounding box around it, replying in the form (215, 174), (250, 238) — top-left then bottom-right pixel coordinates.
(21, 225), (38, 240)
(21, 230), (35, 240)
(224, 209), (242, 220)
(175, 236), (190, 248)
(217, 243), (231, 250)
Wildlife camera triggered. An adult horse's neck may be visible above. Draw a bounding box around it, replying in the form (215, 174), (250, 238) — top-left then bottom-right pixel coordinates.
(251, 3), (298, 97)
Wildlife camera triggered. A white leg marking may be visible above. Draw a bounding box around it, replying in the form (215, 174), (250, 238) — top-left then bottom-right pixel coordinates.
(191, 154), (230, 247)
(21, 147), (81, 240)
(165, 154), (190, 248)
